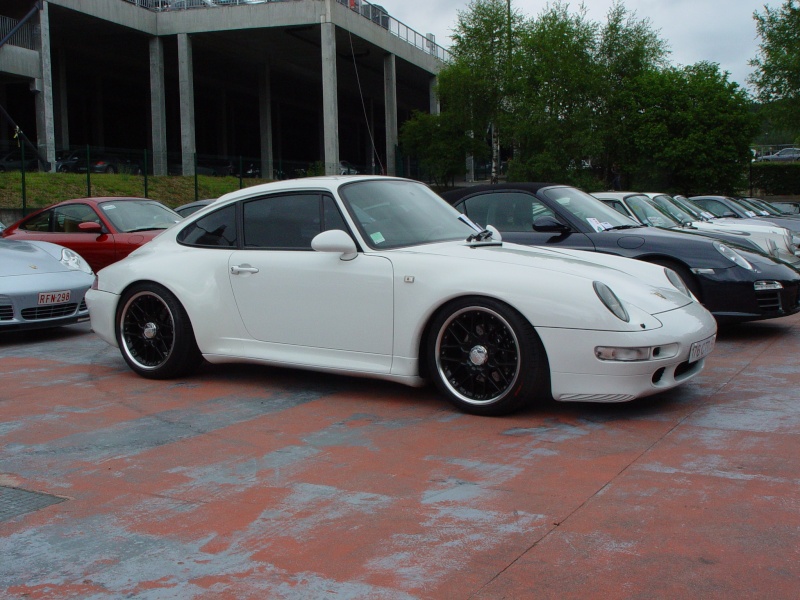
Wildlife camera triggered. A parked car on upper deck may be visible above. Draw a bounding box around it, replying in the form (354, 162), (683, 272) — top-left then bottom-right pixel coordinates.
(756, 148), (800, 162)
(443, 183), (800, 324)
(2, 197), (182, 272)
(87, 175), (717, 416)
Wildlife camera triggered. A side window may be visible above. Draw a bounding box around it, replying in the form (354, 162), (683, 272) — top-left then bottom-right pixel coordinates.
(464, 192), (551, 232)
(698, 200), (726, 217)
(322, 196), (349, 232)
(53, 204), (101, 233)
(177, 205), (237, 247)
(243, 194), (320, 249)
(21, 210), (53, 232)
(604, 200), (628, 216)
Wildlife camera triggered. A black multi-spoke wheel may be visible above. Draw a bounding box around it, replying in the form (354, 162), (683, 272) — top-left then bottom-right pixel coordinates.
(426, 297), (549, 415)
(116, 283), (201, 379)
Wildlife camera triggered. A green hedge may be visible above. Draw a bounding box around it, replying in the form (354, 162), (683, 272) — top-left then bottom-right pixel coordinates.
(750, 162), (800, 195)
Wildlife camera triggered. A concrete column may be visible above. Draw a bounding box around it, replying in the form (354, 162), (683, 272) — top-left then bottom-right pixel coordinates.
(383, 53), (397, 176)
(259, 62), (274, 180)
(178, 33), (196, 176)
(320, 21), (339, 175)
(35, 2), (56, 171)
(55, 49), (69, 152)
(149, 37), (167, 176)
(429, 76), (439, 115)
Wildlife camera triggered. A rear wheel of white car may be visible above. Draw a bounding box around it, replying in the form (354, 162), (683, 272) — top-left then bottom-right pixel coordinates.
(116, 283), (201, 379)
(427, 297), (549, 416)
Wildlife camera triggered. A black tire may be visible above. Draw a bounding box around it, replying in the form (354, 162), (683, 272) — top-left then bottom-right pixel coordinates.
(115, 282), (202, 379)
(646, 258), (702, 301)
(426, 297), (549, 416)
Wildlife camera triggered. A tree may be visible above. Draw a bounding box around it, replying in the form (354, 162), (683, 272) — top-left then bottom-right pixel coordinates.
(440, 0), (525, 181)
(399, 109), (482, 187)
(594, 1), (669, 187)
(508, 2), (600, 184)
(629, 63), (758, 194)
(749, 0), (800, 132)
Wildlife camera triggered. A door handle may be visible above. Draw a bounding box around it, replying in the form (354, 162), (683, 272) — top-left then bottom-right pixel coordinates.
(230, 265), (259, 275)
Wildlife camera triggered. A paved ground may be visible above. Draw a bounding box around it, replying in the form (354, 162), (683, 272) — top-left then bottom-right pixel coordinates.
(1, 316), (799, 599)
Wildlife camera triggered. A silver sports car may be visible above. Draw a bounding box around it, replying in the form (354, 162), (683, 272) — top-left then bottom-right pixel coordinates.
(0, 239), (93, 331)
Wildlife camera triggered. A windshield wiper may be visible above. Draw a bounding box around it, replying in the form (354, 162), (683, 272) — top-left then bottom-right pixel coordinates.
(602, 224), (642, 231)
(466, 229), (493, 242)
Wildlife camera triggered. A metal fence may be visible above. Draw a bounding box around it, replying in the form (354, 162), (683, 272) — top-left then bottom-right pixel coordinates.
(120, 0), (450, 61)
(0, 15), (37, 50)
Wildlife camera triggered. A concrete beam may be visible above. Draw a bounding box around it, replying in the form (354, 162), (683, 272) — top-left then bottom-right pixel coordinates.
(321, 21), (338, 175)
(178, 33), (196, 176)
(383, 53), (396, 176)
(149, 37), (167, 176)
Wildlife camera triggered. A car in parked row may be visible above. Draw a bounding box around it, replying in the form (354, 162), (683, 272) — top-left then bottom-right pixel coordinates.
(86, 175), (717, 416)
(442, 183), (800, 324)
(0, 239), (93, 331)
(690, 195), (800, 238)
(593, 191), (800, 267)
(2, 197), (182, 272)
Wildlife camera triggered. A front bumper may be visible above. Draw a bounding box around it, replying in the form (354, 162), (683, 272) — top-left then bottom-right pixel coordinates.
(538, 301), (717, 403)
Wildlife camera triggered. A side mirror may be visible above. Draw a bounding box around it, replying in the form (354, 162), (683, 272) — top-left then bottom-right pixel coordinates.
(311, 229), (358, 261)
(78, 221), (103, 233)
(533, 215), (570, 233)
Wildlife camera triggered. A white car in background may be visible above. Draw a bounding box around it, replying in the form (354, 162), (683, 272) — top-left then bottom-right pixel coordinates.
(87, 176), (716, 416)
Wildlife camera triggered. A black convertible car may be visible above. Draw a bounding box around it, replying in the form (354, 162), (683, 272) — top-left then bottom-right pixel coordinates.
(442, 183), (800, 323)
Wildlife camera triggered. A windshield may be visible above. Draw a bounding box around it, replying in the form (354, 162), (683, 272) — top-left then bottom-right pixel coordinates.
(743, 197), (781, 215)
(623, 195), (681, 228)
(541, 187), (639, 231)
(649, 195), (696, 223)
(732, 197), (770, 216)
(99, 199), (182, 233)
(339, 180), (479, 249)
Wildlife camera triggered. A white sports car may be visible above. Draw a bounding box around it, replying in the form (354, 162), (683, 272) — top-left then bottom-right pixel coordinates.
(87, 176), (717, 415)
(1, 239), (93, 330)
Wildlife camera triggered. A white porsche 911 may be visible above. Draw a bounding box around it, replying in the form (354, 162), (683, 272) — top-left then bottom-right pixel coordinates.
(86, 176), (717, 415)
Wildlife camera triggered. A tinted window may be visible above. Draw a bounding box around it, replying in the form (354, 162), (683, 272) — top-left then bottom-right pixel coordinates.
(54, 204), (101, 233)
(21, 210), (52, 232)
(243, 194), (320, 249)
(460, 192), (554, 232)
(178, 205), (237, 247)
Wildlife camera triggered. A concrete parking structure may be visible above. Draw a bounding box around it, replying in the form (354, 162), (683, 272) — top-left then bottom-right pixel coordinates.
(1, 318), (799, 598)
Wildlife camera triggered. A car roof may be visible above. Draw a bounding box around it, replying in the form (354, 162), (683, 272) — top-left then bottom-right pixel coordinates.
(439, 182), (559, 204)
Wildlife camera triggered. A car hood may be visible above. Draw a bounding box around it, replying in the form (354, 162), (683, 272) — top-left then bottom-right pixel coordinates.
(398, 240), (693, 315)
(0, 239), (67, 276)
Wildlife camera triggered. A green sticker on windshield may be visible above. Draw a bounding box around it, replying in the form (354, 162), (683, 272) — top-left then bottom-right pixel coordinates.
(371, 232), (386, 244)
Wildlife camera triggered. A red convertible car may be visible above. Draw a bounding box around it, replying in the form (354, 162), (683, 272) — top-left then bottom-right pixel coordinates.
(2, 197), (182, 272)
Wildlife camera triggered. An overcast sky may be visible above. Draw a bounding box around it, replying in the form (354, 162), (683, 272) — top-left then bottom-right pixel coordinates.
(386, 0), (783, 90)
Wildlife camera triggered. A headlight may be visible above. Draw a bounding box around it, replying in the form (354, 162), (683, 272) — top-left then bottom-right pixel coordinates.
(713, 241), (753, 270)
(664, 268), (691, 298)
(60, 248), (93, 274)
(593, 281), (629, 322)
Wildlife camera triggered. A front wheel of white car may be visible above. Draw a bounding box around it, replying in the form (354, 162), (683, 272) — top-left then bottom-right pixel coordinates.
(116, 283), (202, 379)
(426, 297), (549, 416)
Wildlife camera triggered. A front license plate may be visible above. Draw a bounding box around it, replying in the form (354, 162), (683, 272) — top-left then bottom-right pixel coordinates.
(689, 335), (716, 363)
(38, 290), (71, 305)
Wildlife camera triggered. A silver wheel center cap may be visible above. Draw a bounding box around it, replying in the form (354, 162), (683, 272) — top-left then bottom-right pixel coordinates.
(469, 345), (488, 366)
(143, 322), (158, 339)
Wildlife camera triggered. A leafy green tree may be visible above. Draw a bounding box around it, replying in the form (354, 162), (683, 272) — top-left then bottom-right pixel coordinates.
(594, 1), (669, 187)
(441, 0), (525, 180)
(399, 110), (483, 187)
(749, 0), (800, 132)
(629, 62), (758, 194)
(508, 2), (600, 184)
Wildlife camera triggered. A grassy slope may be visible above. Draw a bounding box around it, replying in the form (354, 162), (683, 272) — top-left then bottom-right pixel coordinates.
(0, 172), (271, 210)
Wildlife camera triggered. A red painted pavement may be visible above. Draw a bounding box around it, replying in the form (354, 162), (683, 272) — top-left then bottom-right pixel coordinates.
(1, 317), (798, 599)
